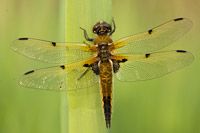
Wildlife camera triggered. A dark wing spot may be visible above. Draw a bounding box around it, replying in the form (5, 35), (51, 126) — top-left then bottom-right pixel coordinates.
(176, 50), (186, 53)
(174, 18), (183, 21)
(148, 29), (153, 34)
(52, 42), (56, 46)
(19, 38), (28, 40)
(24, 70), (34, 75)
(145, 54), (150, 58)
(121, 59), (127, 62)
(83, 64), (89, 67)
(60, 65), (65, 69)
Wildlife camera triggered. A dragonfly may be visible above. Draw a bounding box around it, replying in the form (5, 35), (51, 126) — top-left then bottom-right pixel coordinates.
(11, 18), (193, 128)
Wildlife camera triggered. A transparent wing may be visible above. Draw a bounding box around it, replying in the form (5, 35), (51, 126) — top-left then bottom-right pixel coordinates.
(11, 38), (95, 64)
(66, 66), (99, 91)
(19, 66), (67, 91)
(114, 50), (194, 81)
(66, 57), (99, 90)
(19, 58), (99, 91)
(111, 18), (192, 54)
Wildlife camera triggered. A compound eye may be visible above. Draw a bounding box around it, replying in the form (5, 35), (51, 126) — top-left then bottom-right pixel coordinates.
(93, 27), (97, 33)
(107, 26), (112, 33)
(93, 28), (98, 34)
(106, 28), (111, 33)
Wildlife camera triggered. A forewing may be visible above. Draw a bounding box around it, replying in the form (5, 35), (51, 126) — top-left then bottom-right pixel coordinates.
(111, 18), (192, 54)
(11, 38), (95, 64)
(19, 58), (99, 91)
(114, 50), (194, 81)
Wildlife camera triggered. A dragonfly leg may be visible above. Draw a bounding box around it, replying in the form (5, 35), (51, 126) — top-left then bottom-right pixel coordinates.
(109, 18), (116, 36)
(78, 67), (91, 81)
(80, 27), (94, 41)
(83, 41), (91, 46)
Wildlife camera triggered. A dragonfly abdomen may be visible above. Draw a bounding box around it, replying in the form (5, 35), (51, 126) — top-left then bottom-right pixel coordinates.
(99, 61), (113, 128)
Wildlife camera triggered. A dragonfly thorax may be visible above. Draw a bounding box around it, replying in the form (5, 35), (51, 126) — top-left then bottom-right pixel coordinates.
(97, 43), (111, 62)
(94, 36), (113, 63)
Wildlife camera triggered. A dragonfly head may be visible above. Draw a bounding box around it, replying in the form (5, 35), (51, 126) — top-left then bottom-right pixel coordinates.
(93, 21), (112, 36)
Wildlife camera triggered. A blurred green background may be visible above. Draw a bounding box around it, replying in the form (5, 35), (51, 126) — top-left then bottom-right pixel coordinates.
(1, 0), (200, 133)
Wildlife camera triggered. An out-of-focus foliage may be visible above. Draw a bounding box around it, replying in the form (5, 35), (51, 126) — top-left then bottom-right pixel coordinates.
(0, 0), (66, 133)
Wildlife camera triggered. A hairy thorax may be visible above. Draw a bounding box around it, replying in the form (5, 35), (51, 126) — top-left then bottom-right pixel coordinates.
(94, 36), (113, 62)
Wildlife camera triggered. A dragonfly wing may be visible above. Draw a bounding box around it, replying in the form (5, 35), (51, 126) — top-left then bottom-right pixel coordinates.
(114, 50), (194, 81)
(11, 38), (95, 64)
(19, 66), (67, 91)
(19, 58), (99, 91)
(111, 18), (192, 54)
(66, 66), (99, 91)
(66, 57), (99, 91)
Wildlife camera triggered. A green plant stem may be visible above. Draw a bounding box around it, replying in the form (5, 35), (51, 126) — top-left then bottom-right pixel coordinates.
(65, 0), (112, 132)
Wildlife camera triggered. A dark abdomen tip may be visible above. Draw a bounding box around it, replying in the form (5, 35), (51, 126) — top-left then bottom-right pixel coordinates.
(103, 96), (112, 128)
(106, 121), (111, 128)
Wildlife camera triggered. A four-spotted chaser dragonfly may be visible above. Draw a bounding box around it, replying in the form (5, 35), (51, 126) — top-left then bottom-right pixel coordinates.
(11, 18), (193, 128)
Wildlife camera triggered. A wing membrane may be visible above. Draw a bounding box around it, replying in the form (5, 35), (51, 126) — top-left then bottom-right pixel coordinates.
(66, 57), (99, 90)
(19, 66), (67, 91)
(115, 50), (194, 81)
(111, 18), (192, 54)
(11, 38), (95, 64)
(19, 58), (99, 91)
(66, 66), (99, 91)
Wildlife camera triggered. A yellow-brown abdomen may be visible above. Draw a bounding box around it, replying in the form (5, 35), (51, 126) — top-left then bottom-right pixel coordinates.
(99, 60), (113, 128)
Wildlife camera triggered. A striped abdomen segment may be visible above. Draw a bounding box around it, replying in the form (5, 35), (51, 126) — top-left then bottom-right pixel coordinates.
(99, 61), (113, 128)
